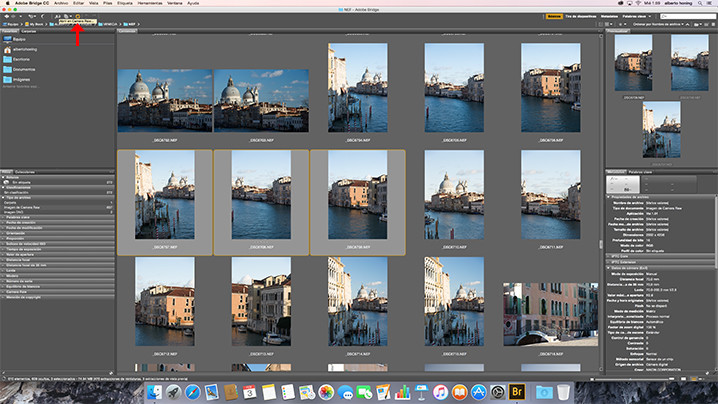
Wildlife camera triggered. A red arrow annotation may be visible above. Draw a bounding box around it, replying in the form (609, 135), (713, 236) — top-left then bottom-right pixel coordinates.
(71, 24), (84, 46)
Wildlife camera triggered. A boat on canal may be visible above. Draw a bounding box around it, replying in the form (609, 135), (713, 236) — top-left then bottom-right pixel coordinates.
(262, 333), (285, 345)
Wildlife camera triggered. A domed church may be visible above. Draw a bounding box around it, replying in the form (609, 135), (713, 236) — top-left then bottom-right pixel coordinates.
(219, 76), (259, 105)
(128, 71), (151, 101)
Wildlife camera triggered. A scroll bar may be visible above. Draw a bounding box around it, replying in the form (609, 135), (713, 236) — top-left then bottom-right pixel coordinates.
(715, 196), (717, 269)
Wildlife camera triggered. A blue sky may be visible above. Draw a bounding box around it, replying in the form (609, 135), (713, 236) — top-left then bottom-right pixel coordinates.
(672, 34), (709, 58)
(214, 69), (309, 107)
(339, 257), (388, 298)
(328, 150), (387, 189)
(135, 150), (194, 191)
(232, 150), (291, 188)
(644, 101), (681, 128)
(135, 257), (194, 300)
(232, 257), (291, 285)
(244, 364), (278, 372)
(117, 69), (212, 104)
(329, 43), (388, 85)
(614, 35), (652, 58)
(424, 150), (484, 200)
(425, 43), (484, 86)
(521, 150), (581, 197)
(521, 43), (581, 77)
(435, 257), (484, 298)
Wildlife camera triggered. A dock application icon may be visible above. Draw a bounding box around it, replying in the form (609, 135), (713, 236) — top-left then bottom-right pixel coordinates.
(243, 385), (258, 400)
(376, 384), (390, 401)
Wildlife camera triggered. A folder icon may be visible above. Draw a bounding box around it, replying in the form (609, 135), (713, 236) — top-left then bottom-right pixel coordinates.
(2, 56), (11, 63)
(224, 384), (239, 400)
(2, 66), (11, 73)
(3, 76), (11, 84)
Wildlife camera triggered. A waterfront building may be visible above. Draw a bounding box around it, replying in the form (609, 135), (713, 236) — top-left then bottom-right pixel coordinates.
(521, 180), (579, 221)
(245, 274), (291, 338)
(568, 183), (581, 221)
(424, 72), (484, 103)
(642, 103), (656, 132)
(118, 71), (212, 131)
(232, 176), (292, 205)
(429, 173), (484, 214)
(695, 51), (710, 69)
(424, 257), (451, 345)
(272, 176), (292, 205)
(503, 283), (596, 345)
(329, 179), (369, 208)
(367, 175), (388, 214)
(328, 257), (353, 344)
(522, 68), (561, 97)
(231, 284), (249, 325)
(640, 50), (653, 76)
(137, 285), (194, 328)
(616, 53), (641, 71)
(134, 154), (155, 236)
(328, 44), (349, 128)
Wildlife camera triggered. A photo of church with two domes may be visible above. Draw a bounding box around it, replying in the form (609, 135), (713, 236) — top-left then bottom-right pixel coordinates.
(118, 69), (213, 132)
(213, 69), (309, 132)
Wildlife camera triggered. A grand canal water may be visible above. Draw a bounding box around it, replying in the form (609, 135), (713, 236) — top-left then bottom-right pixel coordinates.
(450, 310), (484, 346)
(521, 214), (580, 239)
(671, 66), (709, 91)
(135, 324), (194, 346)
(614, 70), (652, 91)
(328, 206), (387, 239)
(232, 327), (290, 346)
(521, 96), (580, 132)
(158, 198), (195, 239)
(424, 96), (484, 132)
(643, 131), (681, 158)
(424, 211), (484, 240)
(352, 310), (388, 346)
(330, 93), (388, 133)
(118, 126), (209, 133)
(232, 199), (291, 239)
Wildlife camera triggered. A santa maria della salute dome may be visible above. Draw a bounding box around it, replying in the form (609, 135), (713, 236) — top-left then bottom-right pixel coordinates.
(219, 76), (259, 105)
(127, 70), (169, 102)
(128, 71), (151, 101)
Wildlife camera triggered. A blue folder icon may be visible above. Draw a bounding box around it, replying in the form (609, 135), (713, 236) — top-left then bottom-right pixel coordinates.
(3, 76), (12, 83)
(3, 66), (11, 73)
(2, 56), (11, 63)
(2, 36), (11, 42)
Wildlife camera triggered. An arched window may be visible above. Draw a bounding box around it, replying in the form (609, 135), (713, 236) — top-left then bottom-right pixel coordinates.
(541, 299), (547, 315)
(524, 296), (530, 314)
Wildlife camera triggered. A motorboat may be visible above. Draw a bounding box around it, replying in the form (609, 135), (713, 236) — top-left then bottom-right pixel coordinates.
(238, 324), (247, 333)
(183, 328), (194, 336)
(424, 214), (435, 225)
(379, 213), (388, 222)
(262, 333), (285, 345)
(361, 209), (368, 214)
(571, 102), (581, 111)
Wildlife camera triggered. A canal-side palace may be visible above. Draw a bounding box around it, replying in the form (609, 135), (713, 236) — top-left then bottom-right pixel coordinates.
(118, 71), (212, 131)
(521, 180), (581, 221)
(232, 176), (292, 205)
(424, 72), (484, 102)
(616, 51), (653, 76)
(503, 283), (598, 346)
(232, 275), (291, 340)
(134, 155), (195, 237)
(136, 285), (195, 328)
(521, 63), (581, 104)
(215, 77), (309, 132)
(427, 173), (484, 214)
(329, 175), (387, 215)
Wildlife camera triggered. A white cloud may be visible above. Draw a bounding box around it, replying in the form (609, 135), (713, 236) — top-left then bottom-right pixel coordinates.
(261, 70), (284, 78)
(291, 80), (309, 85)
(467, 281), (482, 286)
(367, 281), (383, 286)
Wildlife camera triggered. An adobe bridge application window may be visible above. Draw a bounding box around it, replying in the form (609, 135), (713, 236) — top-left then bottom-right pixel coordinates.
(0, 1), (717, 402)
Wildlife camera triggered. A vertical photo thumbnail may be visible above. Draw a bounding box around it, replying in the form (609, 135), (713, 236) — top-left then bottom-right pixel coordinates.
(328, 257), (388, 346)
